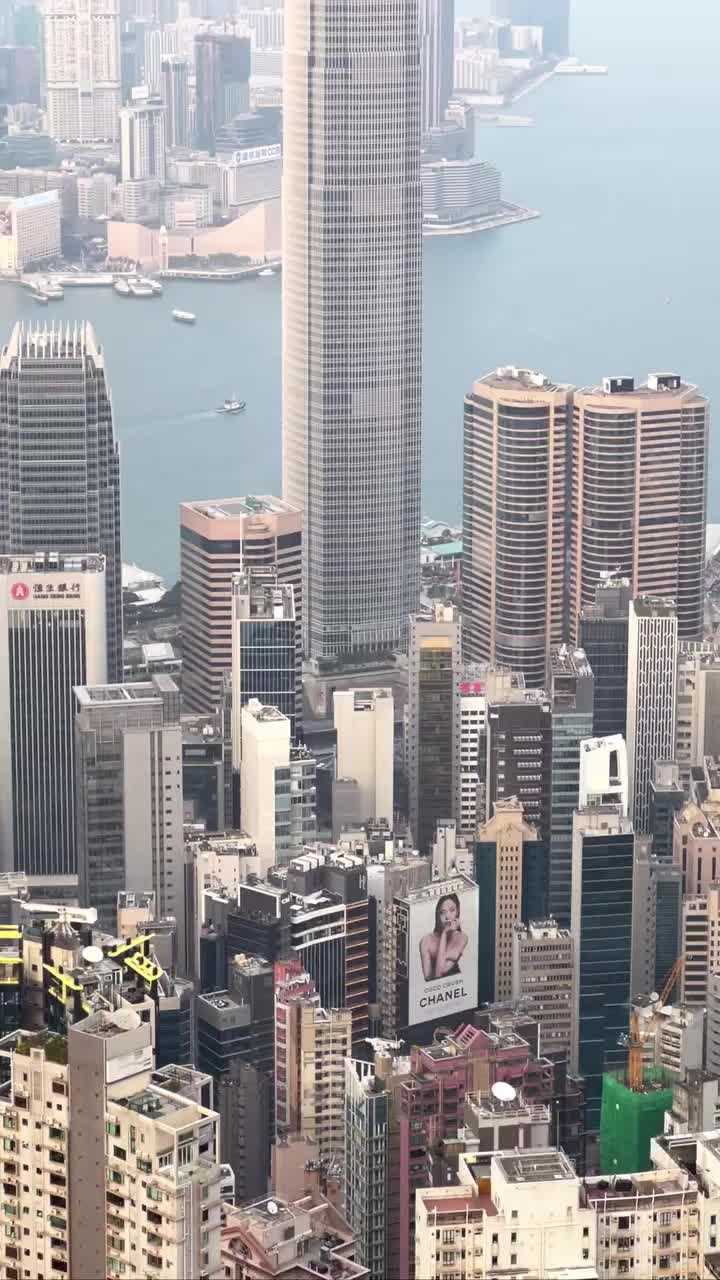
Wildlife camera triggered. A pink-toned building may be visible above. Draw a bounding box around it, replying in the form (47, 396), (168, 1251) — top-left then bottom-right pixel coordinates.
(107, 197), (280, 268)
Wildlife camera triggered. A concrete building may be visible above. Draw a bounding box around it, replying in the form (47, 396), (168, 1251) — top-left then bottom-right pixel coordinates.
(0, 1009), (223, 1280)
(419, 0), (455, 132)
(492, 0), (571, 55)
(485, 676), (553, 842)
(463, 367), (570, 687)
(367, 853), (432, 1037)
(512, 918), (576, 1060)
(579, 734), (629, 811)
(231, 566), (299, 766)
(274, 992), (352, 1161)
(221, 1194), (369, 1280)
(181, 712), (227, 833)
(282, 0), (422, 662)
(408, 606), (462, 852)
(76, 171), (116, 219)
(649, 760), (684, 861)
(0, 189), (61, 270)
(415, 1149), (597, 1280)
(119, 95), (166, 183)
(333, 689), (394, 830)
(570, 374), (709, 642)
(578, 572), (632, 740)
(682, 886), (720, 1007)
(74, 676), (185, 947)
(0, 322), (122, 680)
(160, 55), (191, 148)
(706, 973), (720, 1077)
(549, 645), (594, 927)
(476, 799), (538, 1003)
(585, 1166), (700, 1279)
(44, 0), (121, 142)
(194, 31), (250, 152)
(631, 842), (682, 999)
(626, 596), (678, 835)
(240, 701), (316, 874)
(180, 495), (302, 714)
(0, 553), (107, 887)
(675, 643), (720, 788)
(571, 807), (636, 1129)
(457, 677), (486, 837)
(422, 157), (503, 228)
(672, 770), (720, 894)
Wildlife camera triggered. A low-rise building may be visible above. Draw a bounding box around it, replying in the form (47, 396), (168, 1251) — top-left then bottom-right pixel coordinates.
(221, 1193), (369, 1279)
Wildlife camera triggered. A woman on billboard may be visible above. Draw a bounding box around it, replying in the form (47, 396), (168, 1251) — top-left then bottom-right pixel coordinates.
(419, 893), (469, 982)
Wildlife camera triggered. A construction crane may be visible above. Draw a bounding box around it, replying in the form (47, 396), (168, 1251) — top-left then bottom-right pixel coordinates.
(626, 954), (685, 1092)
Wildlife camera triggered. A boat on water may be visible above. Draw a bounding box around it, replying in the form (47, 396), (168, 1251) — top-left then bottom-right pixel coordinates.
(172, 309), (196, 324)
(114, 279), (131, 296)
(37, 281), (64, 299)
(258, 267), (274, 277)
(150, 280), (163, 295)
(33, 292), (50, 305)
(216, 397), (246, 415)
(128, 276), (155, 297)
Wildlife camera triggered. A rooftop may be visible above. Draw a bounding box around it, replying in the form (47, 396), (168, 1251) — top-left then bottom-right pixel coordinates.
(632, 595), (677, 619)
(3, 321), (103, 364)
(496, 1149), (577, 1184)
(115, 1086), (195, 1122)
(233, 568), (296, 621)
(181, 495), (298, 521)
(75, 675), (179, 706)
(477, 365), (565, 394)
(550, 644), (593, 679)
(0, 551), (105, 575)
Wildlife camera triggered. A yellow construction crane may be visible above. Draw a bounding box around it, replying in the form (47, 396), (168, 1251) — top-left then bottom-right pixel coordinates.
(626, 954), (685, 1092)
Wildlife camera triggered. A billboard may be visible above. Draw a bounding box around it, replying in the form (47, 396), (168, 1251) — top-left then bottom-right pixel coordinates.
(407, 875), (479, 1026)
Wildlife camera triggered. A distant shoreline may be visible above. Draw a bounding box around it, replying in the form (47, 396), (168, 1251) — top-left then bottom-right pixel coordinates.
(423, 205), (540, 237)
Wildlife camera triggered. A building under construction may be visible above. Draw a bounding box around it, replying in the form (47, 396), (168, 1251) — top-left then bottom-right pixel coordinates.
(599, 1068), (673, 1174)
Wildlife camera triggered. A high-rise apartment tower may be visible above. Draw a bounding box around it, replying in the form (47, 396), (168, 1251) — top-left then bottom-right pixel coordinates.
(283, 0), (422, 660)
(463, 367), (570, 687)
(570, 373), (708, 642)
(44, 0), (121, 142)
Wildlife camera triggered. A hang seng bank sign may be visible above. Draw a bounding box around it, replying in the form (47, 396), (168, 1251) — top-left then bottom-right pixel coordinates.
(9, 580), (83, 604)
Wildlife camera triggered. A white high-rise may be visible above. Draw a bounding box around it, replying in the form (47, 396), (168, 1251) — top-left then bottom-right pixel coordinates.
(119, 97), (166, 183)
(626, 596), (678, 834)
(44, 0), (121, 143)
(333, 688), (394, 826)
(282, 0), (422, 660)
(419, 0), (455, 132)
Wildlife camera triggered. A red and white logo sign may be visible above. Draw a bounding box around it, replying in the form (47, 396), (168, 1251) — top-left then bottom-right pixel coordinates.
(10, 582), (30, 601)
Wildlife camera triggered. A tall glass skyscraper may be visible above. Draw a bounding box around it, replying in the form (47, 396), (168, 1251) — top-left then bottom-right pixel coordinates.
(282, 0), (422, 660)
(0, 323), (123, 680)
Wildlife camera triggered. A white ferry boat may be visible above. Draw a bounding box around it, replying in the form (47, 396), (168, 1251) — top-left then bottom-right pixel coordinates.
(172, 309), (196, 324)
(216, 397), (246, 415)
(114, 278), (131, 296)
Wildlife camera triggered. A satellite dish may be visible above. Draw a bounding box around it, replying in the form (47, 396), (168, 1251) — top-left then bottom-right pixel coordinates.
(82, 945), (104, 965)
(111, 1008), (142, 1032)
(266, 1201), (279, 1216)
(491, 1081), (517, 1104)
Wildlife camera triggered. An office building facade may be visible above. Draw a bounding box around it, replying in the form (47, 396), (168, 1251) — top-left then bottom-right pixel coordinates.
(626, 596), (678, 835)
(549, 646), (594, 927)
(578, 573), (631, 740)
(160, 55), (190, 148)
(231, 566), (298, 764)
(283, 0), (422, 660)
(74, 676), (184, 945)
(570, 374), (708, 642)
(512, 919), (576, 1060)
(0, 553), (107, 882)
(463, 367), (570, 687)
(44, 0), (121, 142)
(419, 0), (455, 133)
(180, 495), (301, 713)
(194, 31), (250, 152)
(476, 798), (538, 1003)
(485, 682), (553, 842)
(675, 643), (720, 788)
(0, 322), (122, 680)
(571, 808), (635, 1128)
(408, 606), (461, 852)
(239, 701), (316, 875)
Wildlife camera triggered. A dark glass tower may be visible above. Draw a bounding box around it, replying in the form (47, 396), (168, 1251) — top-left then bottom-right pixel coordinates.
(194, 32), (250, 152)
(0, 323), (122, 680)
(578, 574), (631, 740)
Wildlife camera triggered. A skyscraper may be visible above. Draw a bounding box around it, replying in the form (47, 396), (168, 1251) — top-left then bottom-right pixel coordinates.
(119, 95), (166, 182)
(44, 0), (121, 142)
(492, 0), (571, 57)
(463, 367), (570, 687)
(626, 596), (678, 835)
(419, 0), (455, 133)
(160, 55), (190, 148)
(333, 688), (395, 828)
(578, 573), (631, 740)
(0, 323), (123, 680)
(408, 606), (461, 853)
(231, 566), (299, 763)
(0, 553), (107, 885)
(283, 0), (422, 661)
(180, 496), (302, 714)
(549, 645), (594, 928)
(74, 675), (184, 942)
(194, 31), (251, 152)
(570, 374), (708, 642)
